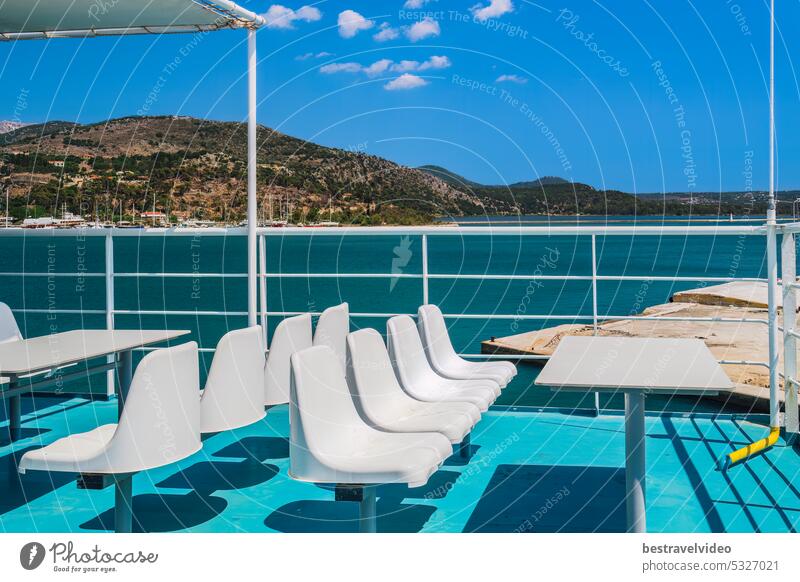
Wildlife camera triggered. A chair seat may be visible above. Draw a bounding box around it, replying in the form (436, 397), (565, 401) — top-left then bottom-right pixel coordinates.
(292, 429), (451, 488)
(19, 424), (117, 474)
(378, 403), (477, 444)
(441, 360), (515, 387)
(469, 361), (516, 384)
(419, 378), (499, 410)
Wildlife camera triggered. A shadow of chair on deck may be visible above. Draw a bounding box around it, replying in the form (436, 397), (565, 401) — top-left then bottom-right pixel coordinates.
(212, 436), (290, 461)
(155, 459), (279, 494)
(80, 491), (227, 533)
(264, 499), (436, 533)
(0, 447), (74, 515)
(464, 464), (627, 533)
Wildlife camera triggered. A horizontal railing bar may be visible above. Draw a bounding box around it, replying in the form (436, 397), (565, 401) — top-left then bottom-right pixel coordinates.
(137, 346), (216, 353)
(719, 360), (770, 367)
(0, 270), (770, 284)
(260, 273), (421, 279)
(0, 272), (105, 278)
(460, 353), (549, 360)
(112, 309), (249, 316)
(789, 330), (800, 340)
(11, 308), (107, 315)
(261, 310), (768, 325)
(114, 272), (247, 279)
(9, 307), (769, 326)
(0, 225), (768, 237)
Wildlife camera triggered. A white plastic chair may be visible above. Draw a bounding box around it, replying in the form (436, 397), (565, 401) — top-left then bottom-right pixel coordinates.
(289, 345), (451, 532)
(19, 342), (202, 532)
(265, 314), (313, 406)
(313, 302), (349, 369)
(418, 304), (517, 387)
(387, 315), (499, 411)
(346, 328), (480, 446)
(0, 302), (22, 344)
(200, 326), (266, 434)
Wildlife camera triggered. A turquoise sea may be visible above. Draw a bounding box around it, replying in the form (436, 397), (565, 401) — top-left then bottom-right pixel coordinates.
(0, 216), (781, 413)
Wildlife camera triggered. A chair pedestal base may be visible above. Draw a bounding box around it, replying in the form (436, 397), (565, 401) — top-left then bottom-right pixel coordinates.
(459, 433), (471, 459)
(335, 484), (377, 533)
(114, 475), (134, 533)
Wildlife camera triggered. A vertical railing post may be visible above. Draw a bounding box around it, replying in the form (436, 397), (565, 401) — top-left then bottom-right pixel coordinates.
(591, 234), (600, 415)
(259, 233), (268, 348)
(421, 234), (429, 306)
(104, 231), (115, 398)
(781, 232), (798, 442)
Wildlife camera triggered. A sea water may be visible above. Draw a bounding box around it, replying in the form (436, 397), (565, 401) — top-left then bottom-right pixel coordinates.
(0, 216), (778, 412)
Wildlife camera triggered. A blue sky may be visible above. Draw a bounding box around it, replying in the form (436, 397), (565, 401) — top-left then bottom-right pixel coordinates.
(1, 0), (798, 193)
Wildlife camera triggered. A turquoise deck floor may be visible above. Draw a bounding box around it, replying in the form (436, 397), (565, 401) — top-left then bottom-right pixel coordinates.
(1, 396), (799, 533)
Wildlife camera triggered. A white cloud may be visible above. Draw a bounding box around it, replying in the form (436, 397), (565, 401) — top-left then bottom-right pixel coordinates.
(406, 17), (440, 41)
(320, 62), (363, 74)
(418, 55), (451, 70)
(385, 74), (429, 91)
(373, 22), (400, 42)
(263, 4), (322, 29)
(496, 74), (527, 84)
(403, 0), (431, 7)
(338, 10), (374, 38)
(391, 60), (420, 73)
(296, 51), (334, 61)
(471, 0), (514, 21)
(364, 59), (393, 76)
(390, 55), (451, 73)
(321, 56), (450, 79)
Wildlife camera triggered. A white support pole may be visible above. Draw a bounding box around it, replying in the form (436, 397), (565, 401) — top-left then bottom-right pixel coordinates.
(258, 233), (268, 347)
(591, 234), (600, 414)
(421, 234), (429, 305)
(105, 232), (115, 398)
(766, 0), (780, 429)
(782, 233), (798, 441)
(246, 28), (258, 327)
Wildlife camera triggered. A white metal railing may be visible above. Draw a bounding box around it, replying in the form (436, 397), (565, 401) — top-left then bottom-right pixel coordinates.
(0, 223), (795, 431)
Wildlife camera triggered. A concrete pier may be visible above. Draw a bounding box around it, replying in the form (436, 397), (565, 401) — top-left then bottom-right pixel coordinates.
(482, 282), (795, 411)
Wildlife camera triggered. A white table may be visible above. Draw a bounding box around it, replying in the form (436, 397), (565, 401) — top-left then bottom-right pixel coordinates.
(0, 329), (189, 441)
(535, 336), (733, 533)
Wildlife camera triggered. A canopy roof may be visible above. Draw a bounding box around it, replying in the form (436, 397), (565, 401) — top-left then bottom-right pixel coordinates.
(0, 0), (264, 40)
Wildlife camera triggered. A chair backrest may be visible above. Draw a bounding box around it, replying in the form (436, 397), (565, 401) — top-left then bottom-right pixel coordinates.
(200, 326), (266, 433)
(0, 302), (22, 344)
(346, 328), (409, 418)
(289, 345), (364, 478)
(110, 342), (201, 471)
(417, 304), (460, 369)
(265, 314), (313, 405)
(313, 302), (349, 369)
(387, 314), (437, 386)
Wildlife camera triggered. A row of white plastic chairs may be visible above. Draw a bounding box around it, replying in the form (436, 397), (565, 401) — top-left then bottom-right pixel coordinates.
(14, 303), (517, 531)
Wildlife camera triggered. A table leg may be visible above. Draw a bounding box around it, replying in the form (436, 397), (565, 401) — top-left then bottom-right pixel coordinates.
(8, 393), (21, 442)
(114, 475), (134, 533)
(117, 350), (133, 419)
(359, 486), (377, 533)
(625, 392), (646, 533)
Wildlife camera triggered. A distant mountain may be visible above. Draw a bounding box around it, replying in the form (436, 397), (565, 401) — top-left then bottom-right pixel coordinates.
(0, 116), (782, 223)
(418, 165), (482, 189)
(509, 176), (570, 188)
(0, 116), (487, 224)
(0, 121), (29, 134)
(418, 167), (570, 190)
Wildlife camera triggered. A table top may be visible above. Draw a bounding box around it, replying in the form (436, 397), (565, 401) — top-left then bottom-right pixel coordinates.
(0, 329), (190, 376)
(535, 336), (734, 395)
